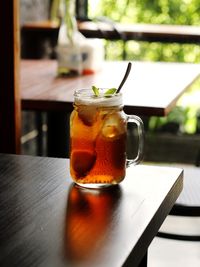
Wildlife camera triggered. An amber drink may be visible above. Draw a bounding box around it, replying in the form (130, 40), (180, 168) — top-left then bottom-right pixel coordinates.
(70, 89), (144, 188)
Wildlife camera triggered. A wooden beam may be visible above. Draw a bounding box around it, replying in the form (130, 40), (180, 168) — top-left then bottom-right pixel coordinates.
(0, 0), (21, 154)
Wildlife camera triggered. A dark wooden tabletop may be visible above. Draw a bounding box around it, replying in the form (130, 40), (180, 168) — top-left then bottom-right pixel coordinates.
(22, 21), (200, 44)
(20, 60), (200, 116)
(0, 154), (183, 267)
(78, 22), (200, 44)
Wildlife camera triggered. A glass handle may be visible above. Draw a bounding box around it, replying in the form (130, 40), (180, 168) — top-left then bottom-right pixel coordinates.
(126, 115), (144, 167)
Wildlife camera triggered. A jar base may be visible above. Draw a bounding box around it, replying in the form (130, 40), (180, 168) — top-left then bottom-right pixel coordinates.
(75, 182), (119, 189)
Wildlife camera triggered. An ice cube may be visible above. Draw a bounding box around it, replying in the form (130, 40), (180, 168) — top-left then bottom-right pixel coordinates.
(102, 125), (119, 138)
(101, 113), (126, 139)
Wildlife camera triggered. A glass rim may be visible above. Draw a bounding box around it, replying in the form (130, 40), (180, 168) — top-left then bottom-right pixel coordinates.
(74, 88), (122, 97)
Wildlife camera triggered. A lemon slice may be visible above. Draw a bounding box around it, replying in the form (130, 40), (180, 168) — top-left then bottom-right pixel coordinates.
(71, 150), (96, 177)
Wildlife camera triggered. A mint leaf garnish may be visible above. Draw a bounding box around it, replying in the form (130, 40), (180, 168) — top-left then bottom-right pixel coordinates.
(92, 86), (100, 96)
(92, 86), (117, 97)
(104, 88), (117, 96)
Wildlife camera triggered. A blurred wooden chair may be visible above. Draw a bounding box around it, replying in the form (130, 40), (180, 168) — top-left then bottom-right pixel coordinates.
(157, 163), (200, 241)
(0, 1), (21, 154)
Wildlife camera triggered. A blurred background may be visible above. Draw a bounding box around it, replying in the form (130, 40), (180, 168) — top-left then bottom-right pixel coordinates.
(20, 0), (200, 165)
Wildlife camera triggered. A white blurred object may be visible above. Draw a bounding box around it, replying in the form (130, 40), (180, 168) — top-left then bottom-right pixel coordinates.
(57, 23), (104, 75)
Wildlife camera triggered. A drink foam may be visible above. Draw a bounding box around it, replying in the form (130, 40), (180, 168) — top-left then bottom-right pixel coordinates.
(74, 89), (123, 107)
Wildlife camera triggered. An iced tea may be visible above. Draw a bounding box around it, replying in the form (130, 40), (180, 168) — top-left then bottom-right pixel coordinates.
(70, 89), (127, 187)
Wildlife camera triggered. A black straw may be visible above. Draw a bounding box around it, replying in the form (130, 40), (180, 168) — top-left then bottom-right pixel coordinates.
(116, 62), (132, 93)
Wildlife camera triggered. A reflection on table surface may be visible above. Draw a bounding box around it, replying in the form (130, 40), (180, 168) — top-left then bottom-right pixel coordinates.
(64, 184), (122, 264)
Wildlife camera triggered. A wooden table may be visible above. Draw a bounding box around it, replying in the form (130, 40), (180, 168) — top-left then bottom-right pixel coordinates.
(21, 60), (200, 117)
(78, 22), (200, 44)
(0, 154), (183, 267)
(22, 21), (200, 44)
(20, 60), (200, 157)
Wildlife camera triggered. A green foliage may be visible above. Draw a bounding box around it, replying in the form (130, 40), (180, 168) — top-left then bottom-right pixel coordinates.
(90, 0), (200, 25)
(88, 0), (200, 63)
(148, 106), (190, 133)
(148, 104), (200, 134)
